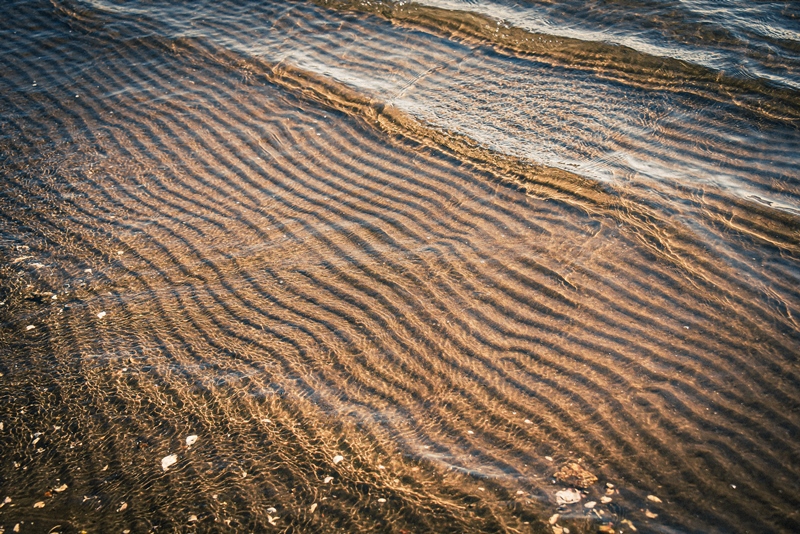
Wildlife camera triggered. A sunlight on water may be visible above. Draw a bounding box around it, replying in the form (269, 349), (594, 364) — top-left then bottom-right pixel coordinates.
(1, 0), (799, 533)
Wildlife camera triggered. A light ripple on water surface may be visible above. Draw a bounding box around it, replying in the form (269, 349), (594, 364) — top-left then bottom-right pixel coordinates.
(0, 0), (799, 533)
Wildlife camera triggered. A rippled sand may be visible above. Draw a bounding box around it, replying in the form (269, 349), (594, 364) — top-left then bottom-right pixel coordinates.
(1, 0), (799, 532)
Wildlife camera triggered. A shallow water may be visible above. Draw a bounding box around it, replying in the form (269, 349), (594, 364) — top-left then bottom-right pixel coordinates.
(1, 0), (799, 532)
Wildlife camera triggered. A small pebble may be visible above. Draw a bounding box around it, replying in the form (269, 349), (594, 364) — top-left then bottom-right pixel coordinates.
(188, 515), (198, 522)
(584, 501), (596, 509)
(645, 510), (658, 518)
(555, 488), (581, 505)
(600, 496), (612, 504)
(622, 519), (637, 531)
(377, 498), (386, 503)
(161, 454), (178, 471)
(117, 502), (127, 512)
(548, 513), (559, 525)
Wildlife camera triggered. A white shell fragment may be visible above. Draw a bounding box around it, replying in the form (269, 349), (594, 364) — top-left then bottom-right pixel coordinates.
(161, 454), (178, 471)
(333, 455), (344, 464)
(584, 501), (597, 509)
(97, 311), (106, 319)
(117, 502), (128, 512)
(377, 498), (386, 503)
(33, 501), (45, 508)
(26, 325), (35, 331)
(555, 488), (582, 505)
(310, 503), (318, 513)
(324, 476), (333, 484)
(54, 484), (68, 493)
(186, 435), (198, 446)
(647, 494), (662, 503)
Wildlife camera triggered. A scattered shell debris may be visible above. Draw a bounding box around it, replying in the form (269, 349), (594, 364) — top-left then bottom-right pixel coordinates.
(97, 311), (106, 319)
(26, 325), (35, 331)
(310, 503), (317, 513)
(332, 455), (343, 464)
(54, 484), (68, 493)
(645, 509), (658, 518)
(33, 501), (45, 508)
(323, 476), (333, 484)
(186, 435), (198, 446)
(647, 494), (662, 503)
